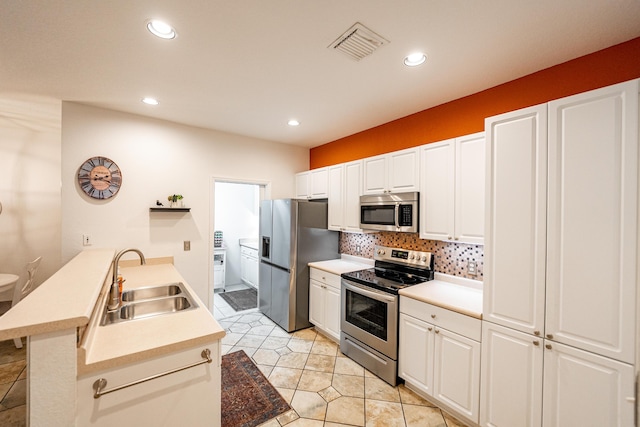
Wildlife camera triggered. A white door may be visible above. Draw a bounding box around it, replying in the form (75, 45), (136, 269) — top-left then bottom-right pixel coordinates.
(308, 279), (324, 329)
(454, 132), (485, 244)
(483, 105), (547, 336)
(343, 160), (363, 231)
(546, 80), (638, 363)
(324, 285), (341, 341)
(480, 322), (543, 427)
(542, 341), (634, 427)
(363, 155), (387, 194)
(327, 164), (344, 231)
(420, 139), (455, 241)
(387, 148), (420, 193)
(309, 167), (329, 199)
(398, 313), (434, 396)
(295, 171), (309, 199)
(433, 327), (481, 422)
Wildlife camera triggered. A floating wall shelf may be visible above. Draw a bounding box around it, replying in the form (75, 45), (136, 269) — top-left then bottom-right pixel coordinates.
(149, 207), (191, 213)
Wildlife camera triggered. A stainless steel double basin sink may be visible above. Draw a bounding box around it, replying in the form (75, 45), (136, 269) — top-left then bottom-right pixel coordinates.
(101, 282), (197, 326)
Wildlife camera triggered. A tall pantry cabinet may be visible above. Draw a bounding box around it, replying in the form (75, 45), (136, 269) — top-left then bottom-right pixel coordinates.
(481, 80), (639, 427)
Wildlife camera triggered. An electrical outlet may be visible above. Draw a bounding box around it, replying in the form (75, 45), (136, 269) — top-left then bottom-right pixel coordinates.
(355, 245), (362, 255)
(468, 261), (477, 276)
(184, 241), (191, 251)
(83, 234), (92, 246)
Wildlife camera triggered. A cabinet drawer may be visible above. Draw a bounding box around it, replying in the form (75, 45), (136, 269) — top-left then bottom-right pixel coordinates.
(240, 246), (257, 258)
(400, 296), (481, 341)
(309, 268), (341, 289)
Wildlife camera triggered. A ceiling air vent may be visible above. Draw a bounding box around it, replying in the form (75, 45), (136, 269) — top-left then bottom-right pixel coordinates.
(328, 22), (389, 61)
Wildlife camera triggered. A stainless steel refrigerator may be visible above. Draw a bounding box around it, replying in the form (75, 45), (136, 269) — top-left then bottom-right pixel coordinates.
(259, 199), (339, 332)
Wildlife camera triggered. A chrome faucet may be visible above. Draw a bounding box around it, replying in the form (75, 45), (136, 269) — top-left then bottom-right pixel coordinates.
(107, 248), (146, 311)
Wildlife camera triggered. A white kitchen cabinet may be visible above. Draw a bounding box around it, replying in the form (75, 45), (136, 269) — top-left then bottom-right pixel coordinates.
(213, 248), (226, 291)
(546, 81), (638, 363)
(483, 105), (547, 335)
(309, 268), (341, 341)
(480, 322), (543, 427)
(77, 343), (221, 426)
(399, 297), (481, 424)
(328, 160), (363, 232)
(362, 147), (419, 195)
(240, 245), (258, 288)
(295, 167), (329, 199)
(420, 133), (485, 244)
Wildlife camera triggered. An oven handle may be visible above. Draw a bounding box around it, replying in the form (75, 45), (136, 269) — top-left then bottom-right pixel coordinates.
(394, 203), (399, 229)
(343, 280), (396, 303)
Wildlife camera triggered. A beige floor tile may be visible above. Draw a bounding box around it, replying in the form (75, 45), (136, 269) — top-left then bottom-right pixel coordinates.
(257, 418), (280, 427)
(285, 417), (325, 426)
(268, 366), (303, 388)
(260, 336), (291, 350)
(310, 340), (338, 356)
(403, 404), (447, 427)
(1, 380), (26, 410)
(236, 334), (267, 348)
(398, 384), (433, 406)
(288, 338), (314, 353)
(277, 352), (309, 369)
(0, 361), (25, 386)
(366, 400), (405, 427)
(364, 375), (401, 402)
(293, 329), (318, 341)
(318, 385), (341, 403)
(0, 404), (25, 426)
(332, 374), (364, 398)
(290, 390), (327, 420)
(304, 354), (336, 373)
(325, 423), (359, 427)
(334, 356), (364, 376)
(325, 396), (365, 426)
(275, 387), (296, 404)
(276, 408), (300, 425)
(253, 348), (281, 366)
(442, 411), (468, 427)
(248, 324), (276, 336)
(257, 364), (274, 377)
(297, 370), (333, 392)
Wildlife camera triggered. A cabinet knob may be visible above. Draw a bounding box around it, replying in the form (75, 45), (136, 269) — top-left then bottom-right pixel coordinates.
(533, 340), (540, 346)
(546, 333), (553, 339)
(431, 314), (436, 319)
(435, 329), (440, 334)
(428, 327), (433, 331)
(447, 236), (453, 240)
(534, 330), (541, 336)
(545, 344), (552, 350)
(454, 237), (459, 241)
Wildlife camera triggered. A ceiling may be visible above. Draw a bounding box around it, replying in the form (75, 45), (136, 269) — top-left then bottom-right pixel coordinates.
(2, 1), (640, 148)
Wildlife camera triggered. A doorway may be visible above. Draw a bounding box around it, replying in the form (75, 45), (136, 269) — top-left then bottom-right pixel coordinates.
(210, 179), (268, 319)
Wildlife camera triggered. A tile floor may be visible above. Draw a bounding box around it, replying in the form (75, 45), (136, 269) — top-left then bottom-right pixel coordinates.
(219, 310), (470, 427)
(213, 282), (255, 319)
(0, 338), (27, 426)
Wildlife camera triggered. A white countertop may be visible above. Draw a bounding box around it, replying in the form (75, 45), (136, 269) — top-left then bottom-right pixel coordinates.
(399, 273), (483, 319)
(308, 257), (372, 275)
(239, 238), (258, 250)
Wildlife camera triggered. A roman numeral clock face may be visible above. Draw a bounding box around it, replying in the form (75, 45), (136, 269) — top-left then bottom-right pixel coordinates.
(77, 156), (122, 200)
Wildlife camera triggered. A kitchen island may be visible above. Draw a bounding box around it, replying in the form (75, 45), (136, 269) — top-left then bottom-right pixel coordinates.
(0, 249), (225, 427)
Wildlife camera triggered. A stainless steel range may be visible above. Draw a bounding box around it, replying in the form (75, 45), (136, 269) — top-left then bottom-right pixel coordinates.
(340, 245), (434, 385)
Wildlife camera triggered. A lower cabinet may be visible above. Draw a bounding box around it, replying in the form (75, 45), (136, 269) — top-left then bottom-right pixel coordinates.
(399, 297), (481, 424)
(240, 246), (258, 288)
(480, 321), (635, 427)
(309, 268), (341, 341)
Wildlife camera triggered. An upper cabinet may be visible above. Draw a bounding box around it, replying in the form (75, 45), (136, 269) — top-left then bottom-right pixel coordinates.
(420, 133), (485, 244)
(295, 167), (328, 199)
(328, 160), (363, 232)
(362, 147), (420, 195)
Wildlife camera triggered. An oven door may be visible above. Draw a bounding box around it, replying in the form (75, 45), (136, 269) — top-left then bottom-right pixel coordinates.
(341, 279), (398, 359)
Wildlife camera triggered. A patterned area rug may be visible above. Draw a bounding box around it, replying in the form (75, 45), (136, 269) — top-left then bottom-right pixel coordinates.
(221, 350), (290, 427)
(220, 288), (257, 312)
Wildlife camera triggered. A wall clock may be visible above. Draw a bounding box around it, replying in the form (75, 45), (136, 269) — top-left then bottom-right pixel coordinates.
(77, 156), (122, 199)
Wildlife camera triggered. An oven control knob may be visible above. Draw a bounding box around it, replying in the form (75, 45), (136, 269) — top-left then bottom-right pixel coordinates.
(421, 256), (427, 262)
(409, 254), (415, 260)
(377, 249), (385, 255)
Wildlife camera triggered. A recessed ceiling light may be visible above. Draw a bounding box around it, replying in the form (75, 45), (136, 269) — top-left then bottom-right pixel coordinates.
(142, 97), (159, 105)
(288, 119), (300, 126)
(404, 52), (427, 67)
(147, 20), (176, 39)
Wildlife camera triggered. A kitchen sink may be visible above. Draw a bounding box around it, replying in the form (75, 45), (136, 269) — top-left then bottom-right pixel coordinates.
(121, 283), (183, 302)
(101, 282), (197, 326)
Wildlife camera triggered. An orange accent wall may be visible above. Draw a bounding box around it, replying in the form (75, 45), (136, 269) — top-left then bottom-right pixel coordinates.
(310, 37), (640, 169)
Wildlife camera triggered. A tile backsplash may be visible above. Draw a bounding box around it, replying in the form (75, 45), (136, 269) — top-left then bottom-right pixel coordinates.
(340, 232), (483, 280)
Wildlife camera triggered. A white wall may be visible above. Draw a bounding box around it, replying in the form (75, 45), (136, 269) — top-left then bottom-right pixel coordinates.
(61, 102), (308, 305)
(214, 182), (260, 286)
(0, 95), (62, 287)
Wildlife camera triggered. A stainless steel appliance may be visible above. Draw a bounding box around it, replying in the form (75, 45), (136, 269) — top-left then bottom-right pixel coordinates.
(340, 245), (434, 385)
(259, 199), (339, 332)
(359, 191), (419, 233)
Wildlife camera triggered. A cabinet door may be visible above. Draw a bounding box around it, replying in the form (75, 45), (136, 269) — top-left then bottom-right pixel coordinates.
(546, 80), (638, 363)
(542, 341), (634, 427)
(310, 167), (329, 199)
(309, 279), (324, 329)
(327, 164), (344, 231)
(247, 252), (259, 288)
(387, 148), (420, 193)
(295, 171), (310, 198)
(420, 139), (455, 241)
(433, 327), (481, 423)
(240, 253), (250, 284)
(480, 322), (543, 427)
(363, 155), (387, 194)
(398, 313), (434, 396)
(324, 285), (341, 341)
(343, 160), (363, 231)
(484, 105), (547, 335)
(455, 132), (485, 244)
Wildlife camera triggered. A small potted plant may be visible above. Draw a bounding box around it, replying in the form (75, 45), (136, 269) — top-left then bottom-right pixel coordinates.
(168, 194), (184, 208)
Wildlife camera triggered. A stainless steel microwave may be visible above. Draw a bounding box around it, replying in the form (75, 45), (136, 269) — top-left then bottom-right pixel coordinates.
(359, 192), (419, 233)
